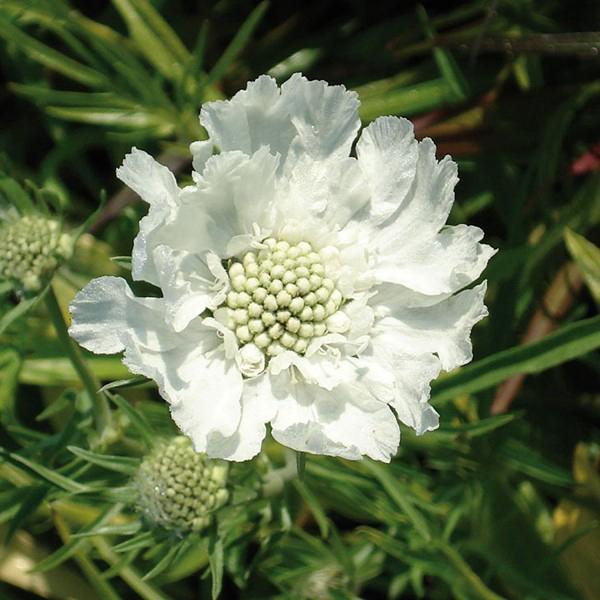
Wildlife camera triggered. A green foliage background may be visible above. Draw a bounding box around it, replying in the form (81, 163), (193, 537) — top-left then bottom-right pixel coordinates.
(0, 1), (599, 598)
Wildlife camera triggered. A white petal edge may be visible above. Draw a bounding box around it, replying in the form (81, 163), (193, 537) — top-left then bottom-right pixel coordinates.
(356, 116), (418, 225)
(116, 148), (180, 285)
(373, 281), (489, 372)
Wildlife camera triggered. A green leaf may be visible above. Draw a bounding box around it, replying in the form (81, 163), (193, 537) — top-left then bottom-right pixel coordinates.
(564, 228), (600, 304)
(363, 460), (432, 540)
(0, 176), (35, 212)
(142, 541), (181, 581)
(36, 390), (75, 422)
(111, 0), (187, 81)
(70, 520), (142, 539)
(112, 531), (155, 554)
(45, 106), (174, 135)
(0, 348), (21, 420)
(498, 440), (573, 486)
(416, 5), (469, 101)
(0, 14), (106, 87)
(293, 479), (330, 538)
(433, 315), (600, 405)
(4, 485), (48, 544)
(67, 446), (140, 475)
(0, 290), (46, 335)
(99, 375), (151, 393)
(434, 413), (519, 439)
(295, 451), (306, 480)
(359, 78), (454, 122)
(0, 449), (90, 493)
(31, 504), (124, 573)
(204, 2), (269, 88)
(208, 535), (224, 600)
(107, 392), (155, 447)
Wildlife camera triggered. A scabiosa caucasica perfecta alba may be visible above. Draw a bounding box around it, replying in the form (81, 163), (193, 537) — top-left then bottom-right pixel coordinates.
(69, 73), (496, 462)
(0, 212), (73, 293)
(134, 436), (229, 533)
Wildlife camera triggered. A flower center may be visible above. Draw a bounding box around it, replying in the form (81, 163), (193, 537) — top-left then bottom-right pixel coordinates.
(222, 238), (346, 360)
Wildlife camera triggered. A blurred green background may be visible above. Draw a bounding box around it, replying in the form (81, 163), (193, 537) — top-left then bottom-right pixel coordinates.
(0, 1), (600, 598)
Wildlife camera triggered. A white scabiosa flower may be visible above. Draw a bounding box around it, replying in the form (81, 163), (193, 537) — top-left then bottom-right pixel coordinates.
(69, 74), (495, 462)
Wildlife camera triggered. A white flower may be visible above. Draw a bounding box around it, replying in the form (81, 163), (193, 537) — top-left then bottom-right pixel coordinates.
(69, 74), (495, 462)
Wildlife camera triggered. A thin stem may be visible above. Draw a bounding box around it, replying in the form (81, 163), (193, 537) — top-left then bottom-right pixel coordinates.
(44, 285), (112, 438)
(437, 542), (507, 600)
(93, 537), (170, 600)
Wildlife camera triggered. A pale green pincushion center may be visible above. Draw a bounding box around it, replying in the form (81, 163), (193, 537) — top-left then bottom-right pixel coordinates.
(223, 238), (344, 358)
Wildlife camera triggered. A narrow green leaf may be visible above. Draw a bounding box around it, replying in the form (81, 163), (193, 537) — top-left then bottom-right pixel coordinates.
(111, 0), (185, 81)
(142, 541), (181, 581)
(0, 449), (90, 493)
(4, 485), (48, 544)
(498, 440), (573, 486)
(208, 536), (224, 600)
(99, 375), (151, 393)
(0, 348), (21, 420)
(293, 479), (330, 538)
(205, 2), (269, 88)
(124, 0), (189, 62)
(70, 520), (142, 539)
(36, 390), (75, 422)
(432, 315), (600, 405)
(45, 106), (174, 134)
(295, 451), (306, 480)
(0, 15), (106, 87)
(0, 290), (46, 335)
(108, 393), (155, 447)
(112, 530), (155, 553)
(359, 78), (453, 122)
(0, 176), (35, 212)
(10, 83), (137, 109)
(434, 413), (519, 439)
(67, 446), (140, 475)
(416, 5), (469, 101)
(564, 228), (600, 303)
(363, 461), (431, 540)
(31, 504), (124, 573)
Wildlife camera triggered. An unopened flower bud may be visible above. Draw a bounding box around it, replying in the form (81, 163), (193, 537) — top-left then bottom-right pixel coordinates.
(134, 436), (229, 533)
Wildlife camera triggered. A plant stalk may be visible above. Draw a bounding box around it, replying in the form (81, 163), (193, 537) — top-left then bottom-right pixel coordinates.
(44, 285), (112, 438)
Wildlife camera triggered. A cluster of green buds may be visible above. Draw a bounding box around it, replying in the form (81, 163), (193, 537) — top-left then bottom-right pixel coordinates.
(219, 238), (349, 375)
(134, 436), (229, 533)
(0, 213), (73, 293)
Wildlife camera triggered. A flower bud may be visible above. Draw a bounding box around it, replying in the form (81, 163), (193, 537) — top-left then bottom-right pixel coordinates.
(0, 214), (73, 293)
(134, 436), (229, 533)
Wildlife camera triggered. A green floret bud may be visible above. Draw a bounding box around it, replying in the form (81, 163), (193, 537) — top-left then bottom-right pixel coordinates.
(0, 214), (73, 293)
(134, 436), (229, 533)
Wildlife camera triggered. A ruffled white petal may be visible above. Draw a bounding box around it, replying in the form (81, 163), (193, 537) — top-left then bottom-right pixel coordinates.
(373, 224), (496, 295)
(178, 148), (280, 257)
(203, 374), (277, 461)
(116, 148), (180, 285)
(356, 116), (418, 225)
(70, 276), (245, 448)
(189, 139), (213, 174)
(200, 73), (360, 174)
(373, 282), (489, 371)
(169, 347), (243, 453)
(153, 246), (228, 332)
(68, 276), (176, 354)
(270, 373), (400, 462)
(355, 348), (441, 435)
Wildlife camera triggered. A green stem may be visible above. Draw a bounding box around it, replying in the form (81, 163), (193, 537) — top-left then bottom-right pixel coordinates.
(44, 285), (112, 438)
(93, 537), (169, 600)
(437, 542), (507, 600)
